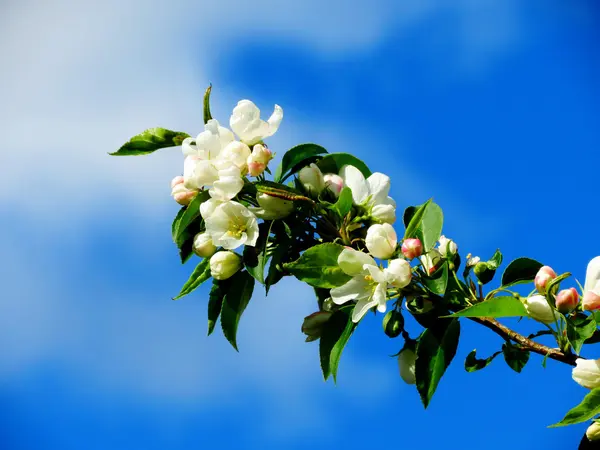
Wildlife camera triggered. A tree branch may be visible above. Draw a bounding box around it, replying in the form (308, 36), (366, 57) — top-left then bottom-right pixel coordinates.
(470, 317), (578, 366)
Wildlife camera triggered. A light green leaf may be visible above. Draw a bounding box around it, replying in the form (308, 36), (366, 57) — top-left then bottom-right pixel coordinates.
(333, 187), (353, 218)
(317, 153), (371, 179)
(488, 249), (503, 270)
(319, 309), (357, 382)
(274, 143), (328, 182)
(403, 201), (443, 251)
(403, 199), (431, 241)
(448, 296), (527, 318)
(501, 257), (543, 286)
(550, 388), (600, 427)
(110, 128), (190, 156)
(203, 84), (213, 124)
(207, 280), (228, 336)
(567, 314), (597, 355)
(173, 258), (211, 300)
(465, 349), (501, 373)
(220, 271), (255, 351)
(283, 243), (351, 289)
(416, 318), (460, 408)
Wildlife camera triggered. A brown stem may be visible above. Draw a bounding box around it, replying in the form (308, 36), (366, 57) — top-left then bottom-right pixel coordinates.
(470, 317), (578, 366)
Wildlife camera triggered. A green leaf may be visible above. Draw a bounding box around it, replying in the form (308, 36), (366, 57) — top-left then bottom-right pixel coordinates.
(317, 153), (371, 179)
(207, 280), (228, 336)
(178, 234), (196, 265)
(220, 271), (255, 351)
(488, 249), (503, 270)
(403, 199), (431, 240)
(465, 349), (501, 373)
(173, 258), (211, 300)
(173, 191), (210, 247)
(203, 84), (213, 124)
(283, 243), (351, 289)
(243, 222), (272, 285)
(501, 257), (543, 287)
(448, 296), (527, 318)
(422, 262), (449, 296)
(567, 314), (597, 355)
(415, 318), (460, 408)
(274, 143), (328, 182)
(319, 310), (357, 382)
(110, 128), (190, 156)
(550, 388), (600, 427)
(502, 342), (530, 373)
(172, 207), (186, 243)
(265, 223), (292, 293)
(333, 187), (353, 218)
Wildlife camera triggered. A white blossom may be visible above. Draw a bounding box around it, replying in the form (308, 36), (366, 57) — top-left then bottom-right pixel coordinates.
(573, 358), (600, 389)
(523, 294), (558, 324)
(340, 165), (396, 224)
(583, 256), (600, 311)
(365, 223), (397, 260)
(204, 201), (259, 250)
(230, 100), (283, 146)
(210, 251), (242, 280)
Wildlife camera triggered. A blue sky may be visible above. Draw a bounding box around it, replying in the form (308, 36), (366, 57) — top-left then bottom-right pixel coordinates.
(1, 0), (599, 449)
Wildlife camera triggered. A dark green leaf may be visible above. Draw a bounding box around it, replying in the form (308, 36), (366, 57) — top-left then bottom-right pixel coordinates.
(283, 243), (351, 289)
(274, 143), (328, 182)
(448, 296), (528, 318)
(173, 191), (210, 247)
(568, 314), (597, 355)
(550, 388), (600, 427)
(265, 223), (292, 293)
(502, 342), (530, 373)
(207, 280), (228, 336)
(172, 207), (186, 243)
(501, 257), (543, 287)
(403, 201), (443, 251)
(243, 222), (272, 285)
(333, 187), (353, 218)
(173, 258), (211, 300)
(422, 262), (448, 296)
(317, 153), (371, 179)
(203, 84), (213, 124)
(319, 310), (357, 382)
(383, 310), (404, 338)
(403, 200), (431, 241)
(415, 318), (460, 408)
(110, 128), (190, 156)
(465, 349), (501, 373)
(220, 271), (255, 351)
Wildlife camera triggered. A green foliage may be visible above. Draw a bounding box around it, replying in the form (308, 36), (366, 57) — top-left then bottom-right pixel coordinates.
(502, 342), (530, 373)
(449, 296), (527, 318)
(422, 261), (449, 296)
(220, 271), (255, 351)
(203, 84), (213, 124)
(317, 153), (371, 179)
(265, 222), (292, 292)
(284, 243), (351, 289)
(243, 222), (273, 284)
(415, 318), (460, 408)
(501, 257), (543, 286)
(274, 143), (328, 182)
(333, 187), (353, 218)
(207, 280), (227, 336)
(173, 258), (212, 300)
(172, 192), (210, 246)
(319, 309), (357, 382)
(403, 199), (431, 240)
(567, 314), (597, 355)
(403, 201), (443, 251)
(465, 349), (501, 373)
(110, 128), (190, 156)
(383, 310), (404, 338)
(550, 388), (600, 428)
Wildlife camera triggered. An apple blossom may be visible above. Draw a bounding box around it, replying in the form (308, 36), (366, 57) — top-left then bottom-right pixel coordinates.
(219, 141), (251, 174)
(204, 201), (259, 250)
(398, 348), (417, 385)
(466, 254), (480, 267)
(385, 259), (412, 288)
(365, 223), (397, 260)
(438, 235), (457, 256)
(573, 358), (600, 389)
(555, 287), (579, 313)
(230, 100), (283, 146)
(298, 163), (325, 195)
(583, 256), (600, 311)
(246, 144), (273, 177)
(523, 294), (558, 324)
(192, 232), (217, 258)
(181, 119), (234, 159)
(420, 249), (443, 275)
(170, 176), (197, 205)
(209, 251), (242, 280)
(340, 165), (396, 224)
(248, 193), (294, 220)
(534, 265), (557, 294)
(323, 173), (344, 197)
(401, 238), (423, 260)
(208, 164), (244, 201)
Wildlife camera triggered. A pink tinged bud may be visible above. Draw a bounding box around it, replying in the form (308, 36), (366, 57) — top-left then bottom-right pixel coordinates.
(171, 177), (197, 206)
(555, 288), (579, 313)
(323, 173), (344, 197)
(583, 290), (600, 311)
(171, 176), (185, 189)
(247, 161), (266, 177)
(401, 238), (423, 260)
(534, 265), (557, 294)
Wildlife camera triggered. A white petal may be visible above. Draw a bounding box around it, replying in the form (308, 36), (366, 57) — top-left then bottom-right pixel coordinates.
(243, 215), (259, 246)
(265, 104), (283, 137)
(182, 137), (198, 157)
(373, 282), (387, 312)
(218, 126), (235, 148)
(371, 204), (396, 224)
(366, 172), (391, 205)
(200, 198), (222, 220)
(340, 165), (369, 204)
(364, 264), (386, 284)
(338, 248), (377, 276)
(352, 298), (377, 323)
(585, 256), (600, 294)
(196, 119), (223, 160)
(330, 277), (370, 305)
(209, 177), (243, 201)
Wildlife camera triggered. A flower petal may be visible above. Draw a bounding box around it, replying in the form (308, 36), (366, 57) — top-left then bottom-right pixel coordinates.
(584, 256), (600, 294)
(364, 264), (386, 284)
(352, 297), (377, 323)
(340, 165), (369, 205)
(366, 172), (391, 205)
(338, 248), (377, 276)
(373, 282), (387, 312)
(265, 104), (283, 137)
(331, 277), (370, 305)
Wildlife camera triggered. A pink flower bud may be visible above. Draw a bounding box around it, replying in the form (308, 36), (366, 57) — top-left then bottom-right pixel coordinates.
(323, 173), (344, 197)
(555, 287), (579, 313)
(534, 265), (557, 294)
(171, 176), (185, 189)
(583, 290), (600, 311)
(247, 161), (266, 177)
(401, 238), (423, 260)
(171, 176), (197, 205)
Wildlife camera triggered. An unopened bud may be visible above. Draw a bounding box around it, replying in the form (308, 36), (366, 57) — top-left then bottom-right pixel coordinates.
(587, 422), (600, 442)
(473, 261), (496, 285)
(298, 163), (325, 196)
(171, 176), (197, 205)
(383, 310), (404, 338)
(420, 249), (443, 275)
(365, 223), (397, 260)
(524, 294), (558, 325)
(438, 235), (458, 256)
(534, 266), (557, 294)
(193, 232), (217, 258)
(301, 311), (332, 342)
(401, 238), (423, 260)
(246, 144), (273, 177)
(398, 347), (417, 385)
(583, 291), (600, 311)
(573, 358), (600, 389)
(250, 193), (294, 220)
(323, 173), (344, 197)
(209, 251), (242, 280)
(555, 287), (579, 313)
